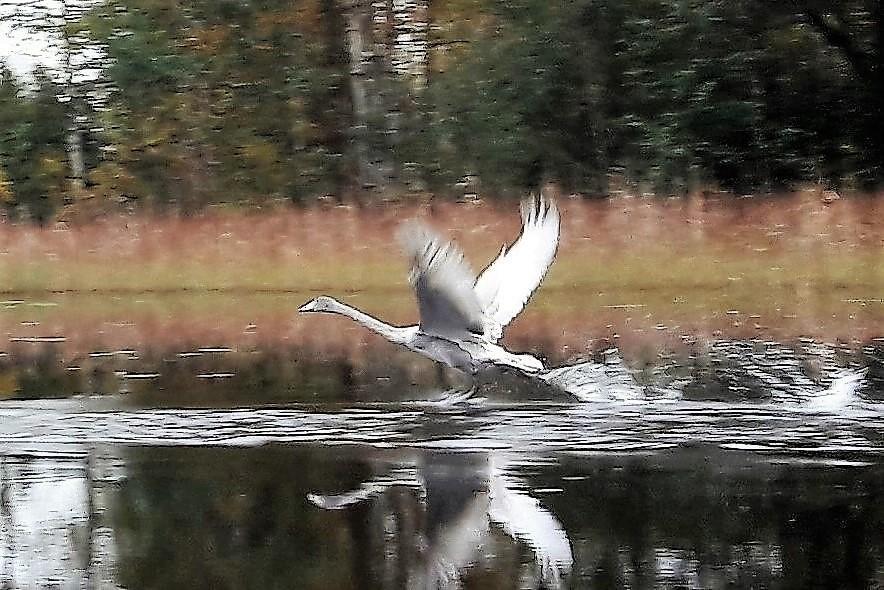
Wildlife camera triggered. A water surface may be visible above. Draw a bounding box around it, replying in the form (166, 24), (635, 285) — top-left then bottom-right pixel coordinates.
(0, 279), (882, 588)
(0, 378), (881, 589)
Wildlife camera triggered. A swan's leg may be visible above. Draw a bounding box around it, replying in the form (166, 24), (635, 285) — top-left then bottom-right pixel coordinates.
(429, 371), (480, 404)
(440, 381), (479, 404)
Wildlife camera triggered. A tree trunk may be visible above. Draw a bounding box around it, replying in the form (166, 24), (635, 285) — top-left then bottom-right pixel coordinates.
(339, 0), (429, 194)
(390, 0), (429, 92)
(65, 127), (85, 193)
(340, 0), (396, 192)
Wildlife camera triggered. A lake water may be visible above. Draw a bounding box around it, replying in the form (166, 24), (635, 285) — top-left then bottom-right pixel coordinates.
(0, 336), (881, 589)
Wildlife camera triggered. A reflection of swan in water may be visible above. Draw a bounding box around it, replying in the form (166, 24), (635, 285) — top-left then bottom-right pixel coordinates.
(307, 450), (573, 589)
(299, 196), (560, 386)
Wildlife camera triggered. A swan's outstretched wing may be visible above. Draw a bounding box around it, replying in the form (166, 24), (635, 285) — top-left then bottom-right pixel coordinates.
(399, 222), (486, 339)
(474, 195), (560, 340)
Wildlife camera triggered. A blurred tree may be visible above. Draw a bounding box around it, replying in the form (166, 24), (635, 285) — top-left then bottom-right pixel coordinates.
(85, 0), (353, 210)
(417, 2), (607, 196)
(0, 69), (70, 223)
(338, 0), (398, 192)
(0, 0), (861, 220)
(416, 0), (881, 196)
(2, 0), (108, 214)
(787, 0), (884, 180)
(337, 0), (431, 194)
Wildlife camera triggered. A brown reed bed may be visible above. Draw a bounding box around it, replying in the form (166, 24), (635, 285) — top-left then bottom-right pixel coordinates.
(0, 191), (882, 362)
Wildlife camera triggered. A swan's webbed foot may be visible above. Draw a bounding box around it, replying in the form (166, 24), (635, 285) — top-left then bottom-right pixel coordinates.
(424, 368), (484, 405)
(438, 384), (479, 404)
(426, 377), (484, 405)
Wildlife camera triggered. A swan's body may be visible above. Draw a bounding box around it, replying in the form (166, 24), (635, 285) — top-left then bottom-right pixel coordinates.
(299, 195), (560, 376)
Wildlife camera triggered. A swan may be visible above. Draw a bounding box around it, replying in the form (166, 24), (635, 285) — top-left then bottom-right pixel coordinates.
(298, 194), (560, 377)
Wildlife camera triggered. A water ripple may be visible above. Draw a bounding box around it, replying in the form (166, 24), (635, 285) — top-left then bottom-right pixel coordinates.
(0, 398), (879, 461)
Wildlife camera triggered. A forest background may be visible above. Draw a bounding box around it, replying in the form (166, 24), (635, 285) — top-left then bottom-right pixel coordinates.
(1, 0), (882, 223)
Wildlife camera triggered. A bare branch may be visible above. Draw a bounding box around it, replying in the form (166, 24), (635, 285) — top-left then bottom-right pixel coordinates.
(798, 5), (875, 83)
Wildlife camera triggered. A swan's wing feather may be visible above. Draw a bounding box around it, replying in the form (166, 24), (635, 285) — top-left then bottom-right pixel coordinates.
(398, 222), (485, 339)
(474, 195), (560, 339)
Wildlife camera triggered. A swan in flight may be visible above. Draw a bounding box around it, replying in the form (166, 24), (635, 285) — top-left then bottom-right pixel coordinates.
(299, 195), (560, 376)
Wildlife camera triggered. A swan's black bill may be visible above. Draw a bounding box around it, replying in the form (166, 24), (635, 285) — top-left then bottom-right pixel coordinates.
(298, 299), (318, 313)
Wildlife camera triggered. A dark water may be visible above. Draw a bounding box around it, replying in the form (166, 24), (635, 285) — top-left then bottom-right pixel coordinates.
(0, 361), (882, 589)
(10, 443), (878, 590)
(0, 337), (882, 588)
(5, 337), (884, 405)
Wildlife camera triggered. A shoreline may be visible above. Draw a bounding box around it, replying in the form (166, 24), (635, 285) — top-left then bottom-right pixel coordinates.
(0, 192), (880, 358)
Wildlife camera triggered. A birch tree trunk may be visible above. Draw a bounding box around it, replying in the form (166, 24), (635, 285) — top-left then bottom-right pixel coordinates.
(390, 0), (429, 92)
(339, 0), (428, 194)
(340, 0), (394, 191)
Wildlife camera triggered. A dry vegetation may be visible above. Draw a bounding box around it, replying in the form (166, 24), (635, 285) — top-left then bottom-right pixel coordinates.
(1, 191), (883, 362)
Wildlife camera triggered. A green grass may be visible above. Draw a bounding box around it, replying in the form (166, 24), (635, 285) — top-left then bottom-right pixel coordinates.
(3, 240), (881, 295)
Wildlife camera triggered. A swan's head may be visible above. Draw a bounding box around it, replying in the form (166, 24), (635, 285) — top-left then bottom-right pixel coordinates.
(298, 296), (339, 313)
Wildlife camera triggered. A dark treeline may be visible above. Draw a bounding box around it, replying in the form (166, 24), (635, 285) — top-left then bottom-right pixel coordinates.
(0, 0), (881, 222)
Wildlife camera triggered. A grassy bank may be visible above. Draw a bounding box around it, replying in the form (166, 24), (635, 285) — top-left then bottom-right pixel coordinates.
(2, 192), (883, 292)
(0, 192), (882, 358)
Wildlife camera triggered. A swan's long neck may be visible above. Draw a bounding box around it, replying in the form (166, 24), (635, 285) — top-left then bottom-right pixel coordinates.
(326, 300), (410, 344)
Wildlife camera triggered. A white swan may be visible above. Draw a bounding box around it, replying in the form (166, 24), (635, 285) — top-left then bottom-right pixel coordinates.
(299, 195), (560, 376)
